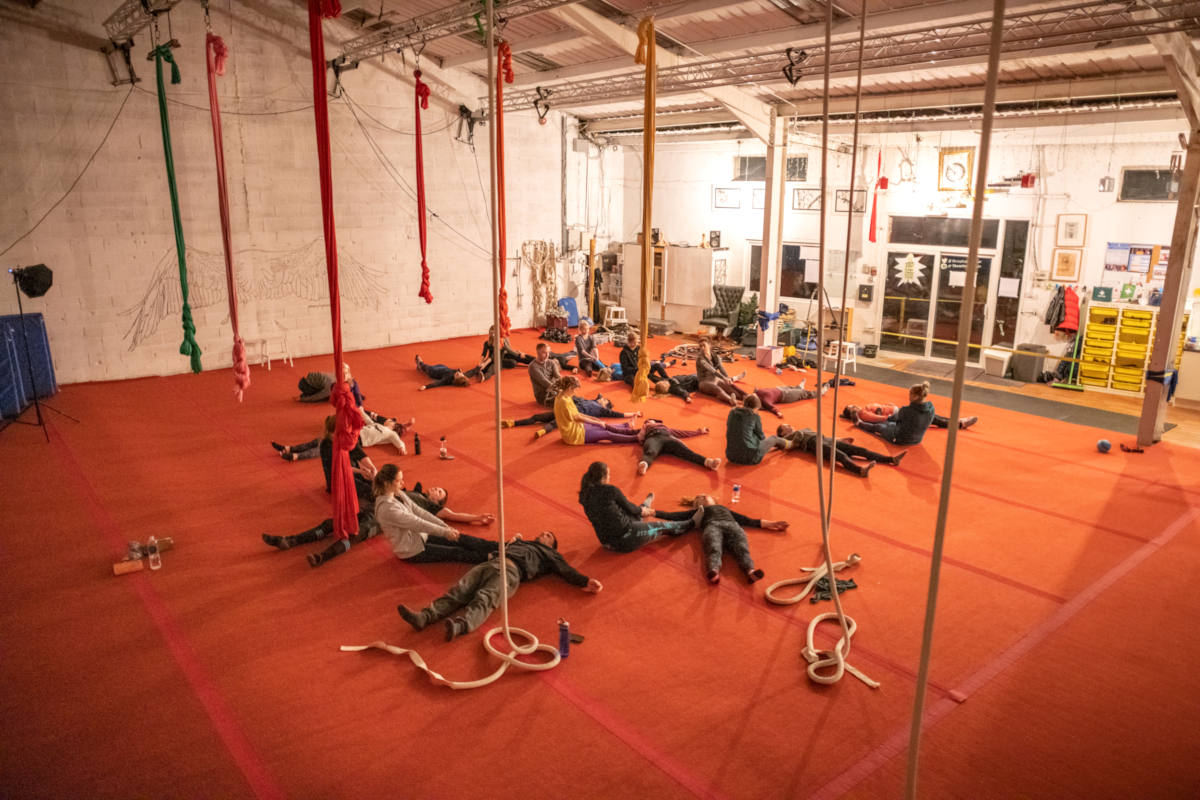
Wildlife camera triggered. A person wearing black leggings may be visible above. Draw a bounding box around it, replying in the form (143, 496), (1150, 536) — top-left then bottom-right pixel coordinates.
(656, 495), (788, 584)
(577, 462), (693, 552)
(776, 423), (904, 477)
(637, 420), (721, 474)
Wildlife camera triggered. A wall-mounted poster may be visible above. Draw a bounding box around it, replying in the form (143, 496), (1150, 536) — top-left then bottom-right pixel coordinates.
(792, 187), (822, 211)
(938, 147), (975, 192)
(1051, 248), (1082, 283)
(1153, 246), (1170, 278)
(834, 188), (867, 213)
(713, 187), (741, 209)
(752, 188), (765, 209)
(1104, 242), (1132, 271)
(1055, 213), (1087, 247)
(1127, 246), (1153, 273)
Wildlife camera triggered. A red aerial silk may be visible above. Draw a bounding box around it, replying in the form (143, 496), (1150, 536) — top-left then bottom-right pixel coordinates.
(868, 149), (882, 244)
(306, 0), (363, 541)
(414, 69), (433, 304)
(495, 42), (514, 337)
(205, 33), (251, 401)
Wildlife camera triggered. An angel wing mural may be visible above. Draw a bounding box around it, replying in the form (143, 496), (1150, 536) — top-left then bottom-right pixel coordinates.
(122, 240), (388, 350)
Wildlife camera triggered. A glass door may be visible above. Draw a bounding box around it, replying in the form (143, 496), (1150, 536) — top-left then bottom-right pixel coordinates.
(930, 254), (991, 360)
(880, 251), (934, 355)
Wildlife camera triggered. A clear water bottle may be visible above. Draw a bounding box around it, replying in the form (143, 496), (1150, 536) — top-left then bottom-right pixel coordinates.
(147, 536), (162, 570)
(731, 484), (741, 504)
(439, 436), (448, 459)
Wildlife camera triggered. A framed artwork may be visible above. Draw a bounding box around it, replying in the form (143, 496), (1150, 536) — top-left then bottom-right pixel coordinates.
(938, 147), (975, 192)
(791, 187), (822, 211)
(709, 230), (722, 248)
(713, 187), (741, 209)
(1050, 248), (1082, 283)
(1056, 213), (1087, 247)
(752, 188), (765, 209)
(834, 188), (867, 213)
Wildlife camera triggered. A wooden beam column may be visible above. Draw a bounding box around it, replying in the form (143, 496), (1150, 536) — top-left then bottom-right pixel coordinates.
(757, 109), (786, 349)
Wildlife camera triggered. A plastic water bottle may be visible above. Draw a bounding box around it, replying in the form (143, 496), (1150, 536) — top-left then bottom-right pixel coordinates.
(439, 436), (448, 459)
(147, 536), (162, 570)
(413, 433), (421, 455)
(558, 618), (570, 658)
(731, 484), (741, 504)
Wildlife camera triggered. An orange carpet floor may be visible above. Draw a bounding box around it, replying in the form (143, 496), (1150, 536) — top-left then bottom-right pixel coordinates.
(2, 329), (1198, 799)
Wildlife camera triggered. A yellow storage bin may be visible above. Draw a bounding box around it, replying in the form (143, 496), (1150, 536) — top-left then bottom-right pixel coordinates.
(1080, 377), (1110, 387)
(1089, 309), (1119, 325)
(1087, 322), (1117, 335)
(1113, 367), (1144, 383)
(1080, 365), (1111, 380)
(1119, 331), (1150, 346)
(1122, 309), (1153, 321)
(1112, 380), (1144, 393)
(1114, 352), (1145, 368)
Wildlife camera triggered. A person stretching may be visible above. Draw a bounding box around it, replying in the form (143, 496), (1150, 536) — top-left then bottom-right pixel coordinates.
(695, 338), (747, 406)
(843, 400), (978, 432)
(620, 331), (691, 402)
(504, 394), (639, 437)
(577, 461), (694, 552)
(776, 423), (903, 477)
(754, 380), (828, 418)
(656, 495), (787, 584)
(415, 354), (478, 389)
(637, 420), (721, 474)
(479, 325), (534, 379)
(575, 319), (609, 377)
(554, 376), (643, 445)
(725, 393), (788, 465)
(848, 381), (954, 445)
(373, 465), (500, 564)
(397, 531), (602, 641)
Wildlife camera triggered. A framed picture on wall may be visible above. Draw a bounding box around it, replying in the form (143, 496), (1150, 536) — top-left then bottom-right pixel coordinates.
(1050, 248), (1082, 283)
(752, 188), (765, 209)
(791, 187), (822, 211)
(937, 147), (975, 192)
(834, 188), (867, 213)
(713, 187), (741, 209)
(1055, 213), (1087, 247)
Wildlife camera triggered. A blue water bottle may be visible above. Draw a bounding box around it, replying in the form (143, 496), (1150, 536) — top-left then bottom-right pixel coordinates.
(558, 618), (570, 658)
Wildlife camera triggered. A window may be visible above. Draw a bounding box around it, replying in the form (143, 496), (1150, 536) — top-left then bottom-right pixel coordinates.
(1119, 167), (1179, 202)
(889, 216), (999, 250)
(733, 156), (808, 182)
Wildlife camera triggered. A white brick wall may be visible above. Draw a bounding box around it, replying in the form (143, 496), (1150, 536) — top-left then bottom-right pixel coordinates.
(0, 0), (564, 383)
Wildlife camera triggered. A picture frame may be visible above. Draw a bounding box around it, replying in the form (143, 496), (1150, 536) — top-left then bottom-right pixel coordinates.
(1050, 248), (1082, 283)
(709, 230), (722, 248)
(834, 188), (867, 213)
(791, 187), (822, 211)
(752, 187), (765, 209)
(937, 147), (975, 192)
(1055, 213), (1087, 247)
(713, 187), (741, 209)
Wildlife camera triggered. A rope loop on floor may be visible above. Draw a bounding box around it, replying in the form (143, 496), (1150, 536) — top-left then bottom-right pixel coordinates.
(765, 553), (861, 605)
(341, 626), (560, 690)
(803, 613), (879, 689)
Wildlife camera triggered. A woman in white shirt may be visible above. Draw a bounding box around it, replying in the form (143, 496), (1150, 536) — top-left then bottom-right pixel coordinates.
(372, 464), (499, 564)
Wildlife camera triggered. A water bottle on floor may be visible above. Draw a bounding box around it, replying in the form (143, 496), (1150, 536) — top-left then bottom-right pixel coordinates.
(147, 536), (162, 570)
(413, 433), (421, 455)
(731, 484), (741, 504)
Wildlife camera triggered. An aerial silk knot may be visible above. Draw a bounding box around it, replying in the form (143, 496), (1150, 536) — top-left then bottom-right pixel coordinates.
(635, 18), (655, 66)
(415, 70), (430, 110)
(178, 303), (203, 373)
(330, 381), (364, 540)
(630, 17), (656, 402)
(495, 41), (514, 334)
(414, 69), (433, 303)
(207, 33), (228, 76)
(498, 41), (514, 84)
(154, 44), (181, 84)
(318, 0), (341, 18)
(231, 337), (251, 401)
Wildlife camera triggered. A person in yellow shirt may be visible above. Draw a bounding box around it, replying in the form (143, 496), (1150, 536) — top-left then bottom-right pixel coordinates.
(553, 376), (642, 445)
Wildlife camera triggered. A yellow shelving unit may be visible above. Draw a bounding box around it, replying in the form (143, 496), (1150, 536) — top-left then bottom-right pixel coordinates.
(1080, 303), (1190, 394)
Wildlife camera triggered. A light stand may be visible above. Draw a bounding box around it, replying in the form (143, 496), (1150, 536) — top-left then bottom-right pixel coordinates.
(4, 266), (77, 442)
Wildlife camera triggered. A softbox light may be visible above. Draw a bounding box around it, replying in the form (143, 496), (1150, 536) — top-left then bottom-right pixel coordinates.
(14, 264), (53, 298)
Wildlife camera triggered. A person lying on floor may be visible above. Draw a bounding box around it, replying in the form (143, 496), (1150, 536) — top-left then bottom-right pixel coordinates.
(414, 354), (479, 389)
(695, 338), (748, 406)
(575, 319), (609, 377)
(479, 325), (534, 379)
(637, 419), (721, 474)
(340, 363), (413, 456)
(577, 461), (693, 552)
(754, 380), (829, 418)
(404, 483), (496, 526)
(842, 399), (978, 432)
(725, 393), (788, 465)
(843, 381), (970, 445)
(655, 495), (787, 584)
(620, 331), (691, 402)
(776, 423), (903, 478)
(555, 376), (643, 445)
(397, 531), (602, 641)
(372, 464), (500, 564)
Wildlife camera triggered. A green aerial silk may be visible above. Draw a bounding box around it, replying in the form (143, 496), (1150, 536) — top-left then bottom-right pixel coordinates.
(154, 44), (203, 373)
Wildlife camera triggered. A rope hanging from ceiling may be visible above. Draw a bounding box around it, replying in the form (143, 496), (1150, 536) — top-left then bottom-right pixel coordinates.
(631, 17), (656, 403)
(414, 68), (434, 304)
(495, 40), (514, 336)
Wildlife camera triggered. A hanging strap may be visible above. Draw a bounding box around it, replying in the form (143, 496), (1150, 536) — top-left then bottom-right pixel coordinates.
(495, 42), (514, 336)
(868, 149), (882, 244)
(307, 0), (362, 542)
(414, 69), (434, 304)
(631, 18), (656, 402)
(153, 43), (203, 373)
(205, 32), (250, 400)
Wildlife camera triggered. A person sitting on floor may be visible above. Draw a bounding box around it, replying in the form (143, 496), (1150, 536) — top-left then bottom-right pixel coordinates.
(414, 354), (478, 389)
(655, 495), (787, 584)
(315, 414), (377, 500)
(373, 465), (500, 564)
(575, 319), (609, 377)
(725, 393), (788, 465)
(695, 338), (748, 406)
(479, 325), (534, 379)
(637, 419), (721, 474)
(754, 380), (829, 418)
(776, 423), (904, 478)
(528, 342), (563, 407)
(842, 400), (978, 432)
(397, 531), (602, 641)
(503, 393), (640, 438)
(577, 461), (693, 552)
(620, 331), (691, 402)
(554, 376), (644, 445)
(341, 363), (412, 455)
(845, 381), (968, 445)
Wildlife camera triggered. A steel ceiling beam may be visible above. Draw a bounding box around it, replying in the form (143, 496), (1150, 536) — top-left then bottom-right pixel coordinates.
(102, 0), (182, 45)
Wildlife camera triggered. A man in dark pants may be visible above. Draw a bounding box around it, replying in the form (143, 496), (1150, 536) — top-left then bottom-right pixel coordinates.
(637, 419), (720, 474)
(776, 422), (904, 477)
(397, 532), (602, 640)
(655, 495), (787, 583)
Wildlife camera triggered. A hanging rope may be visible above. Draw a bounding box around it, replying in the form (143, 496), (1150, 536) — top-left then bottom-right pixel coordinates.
(204, 30), (249, 400)
(868, 149), (882, 244)
(631, 17), (656, 403)
(152, 42), (203, 374)
(495, 41), (514, 336)
(414, 68), (434, 304)
(306, 0), (363, 542)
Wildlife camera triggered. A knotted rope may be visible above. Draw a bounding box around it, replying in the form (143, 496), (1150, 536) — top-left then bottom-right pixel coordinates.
(804, 613), (879, 688)
(495, 41), (514, 336)
(414, 69), (433, 304)
(205, 32), (249, 399)
(765, 552), (861, 604)
(306, 0), (361, 541)
(153, 43), (203, 373)
(631, 18), (656, 402)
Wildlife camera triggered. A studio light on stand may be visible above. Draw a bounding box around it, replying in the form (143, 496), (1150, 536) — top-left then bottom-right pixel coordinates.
(5, 264), (77, 442)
